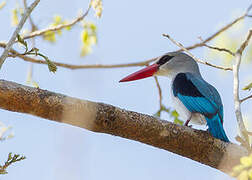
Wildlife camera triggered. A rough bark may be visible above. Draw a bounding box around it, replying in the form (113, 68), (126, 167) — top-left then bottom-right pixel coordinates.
(0, 79), (247, 174)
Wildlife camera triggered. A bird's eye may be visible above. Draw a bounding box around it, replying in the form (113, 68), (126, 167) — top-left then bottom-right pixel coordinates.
(157, 55), (174, 65)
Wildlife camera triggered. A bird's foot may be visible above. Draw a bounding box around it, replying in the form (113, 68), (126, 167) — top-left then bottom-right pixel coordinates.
(184, 119), (192, 128)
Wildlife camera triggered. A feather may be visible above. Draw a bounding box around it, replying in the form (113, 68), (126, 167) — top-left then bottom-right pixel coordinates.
(172, 73), (229, 142)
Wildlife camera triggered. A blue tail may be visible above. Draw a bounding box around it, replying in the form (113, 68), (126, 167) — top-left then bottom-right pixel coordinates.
(205, 114), (229, 142)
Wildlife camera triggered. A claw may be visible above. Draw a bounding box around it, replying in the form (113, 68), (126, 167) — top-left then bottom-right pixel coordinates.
(184, 114), (192, 127)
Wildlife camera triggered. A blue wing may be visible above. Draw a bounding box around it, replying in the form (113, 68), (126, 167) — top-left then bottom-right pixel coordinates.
(172, 73), (229, 142)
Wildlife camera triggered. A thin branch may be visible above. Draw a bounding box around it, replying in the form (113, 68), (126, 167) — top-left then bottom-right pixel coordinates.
(0, 42), (156, 69)
(20, 6), (91, 41)
(162, 34), (233, 71)
(233, 29), (252, 149)
(198, 37), (235, 56)
(10, 4), (248, 67)
(246, 3), (252, 17)
(175, 13), (247, 53)
(0, 0), (40, 69)
(0, 79), (248, 174)
(241, 94), (252, 103)
(0, 153), (26, 174)
(18, 2), (249, 49)
(154, 76), (163, 110)
(9, 53), (155, 69)
(9, 43), (154, 69)
(23, 0), (37, 32)
(247, 131), (252, 136)
(0, 5), (249, 71)
(237, 29), (252, 54)
(0, 6), (249, 71)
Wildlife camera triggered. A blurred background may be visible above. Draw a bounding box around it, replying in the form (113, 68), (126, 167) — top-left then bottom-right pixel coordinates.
(0, 0), (252, 179)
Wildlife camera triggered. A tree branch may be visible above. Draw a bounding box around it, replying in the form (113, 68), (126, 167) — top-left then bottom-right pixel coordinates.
(162, 34), (233, 71)
(0, 5), (247, 71)
(0, 6), (249, 71)
(241, 94), (252, 103)
(0, 42), (155, 69)
(9, 53), (155, 69)
(23, 0), (37, 32)
(0, 0), (40, 69)
(198, 37), (235, 56)
(0, 79), (248, 174)
(174, 12), (248, 53)
(20, 6), (91, 41)
(154, 76), (163, 110)
(233, 29), (252, 148)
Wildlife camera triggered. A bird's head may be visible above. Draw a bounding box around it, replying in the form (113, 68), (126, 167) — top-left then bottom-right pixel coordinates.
(119, 52), (200, 82)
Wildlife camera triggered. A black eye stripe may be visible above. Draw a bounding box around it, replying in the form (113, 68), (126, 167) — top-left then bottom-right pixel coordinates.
(157, 55), (174, 65)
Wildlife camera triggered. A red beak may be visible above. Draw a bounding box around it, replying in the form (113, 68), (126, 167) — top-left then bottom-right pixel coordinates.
(119, 64), (159, 82)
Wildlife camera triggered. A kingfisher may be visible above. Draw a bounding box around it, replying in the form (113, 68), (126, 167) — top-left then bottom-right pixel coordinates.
(119, 52), (229, 142)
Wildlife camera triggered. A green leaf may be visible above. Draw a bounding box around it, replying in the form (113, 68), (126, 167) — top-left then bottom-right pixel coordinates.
(237, 170), (249, 180)
(81, 30), (89, 44)
(53, 15), (62, 24)
(171, 110), (179, 118)
(153, 110), (161, 117)
(243, 82), (252, 91)
(0, 153), (26, 174)
(25, 48), (57, 73)
(248, 168), (252, 179)
(17, 34), (28, 52)
(43, 31), (56, 43)
(44, 56), (57, 73)
(240, 156), (252, 167)
(89, 23), (97, 33)
(11, 8), (19, 26)
(80, 45), (91, 57)
(174, 118), (183, 125)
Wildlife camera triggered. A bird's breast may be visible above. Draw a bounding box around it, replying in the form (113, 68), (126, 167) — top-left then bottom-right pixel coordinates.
(170, 87), (206, 125)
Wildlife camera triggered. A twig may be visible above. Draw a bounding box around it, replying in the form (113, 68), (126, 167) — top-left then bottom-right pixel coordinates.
(237, 30), (252, 54)
(0, 153), (26, 174)
(154, 76), (163, 110)
(162, 34), (233, 71)
(175, 14), (247, 53)
(241, 94), (252, 103)
(20, 6), (91, 41)
(203, 44), (235, 56)
(23, 0), (37, 31)
(246, 3), (252, 17)
(198, 37), (235, 56)
(247, 131), (252, 136)
(0, 0), (40, 69)
(233, 29), (252, 148)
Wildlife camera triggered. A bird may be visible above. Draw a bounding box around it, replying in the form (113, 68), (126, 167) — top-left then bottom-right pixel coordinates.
(119, 52), (229, 142)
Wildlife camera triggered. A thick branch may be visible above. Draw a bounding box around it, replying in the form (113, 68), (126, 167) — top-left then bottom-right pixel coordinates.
(0, 79), (247, 174)
(0, 0), (40, 69)
(233, 29), (252, 148)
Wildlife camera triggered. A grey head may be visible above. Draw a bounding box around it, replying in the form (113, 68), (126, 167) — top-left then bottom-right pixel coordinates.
(155, 52), (201, 78)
